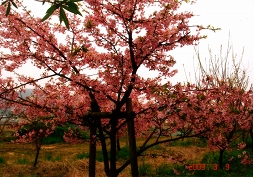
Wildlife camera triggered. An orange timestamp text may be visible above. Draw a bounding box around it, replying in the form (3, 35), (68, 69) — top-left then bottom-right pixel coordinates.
(187, 163), (230, 171)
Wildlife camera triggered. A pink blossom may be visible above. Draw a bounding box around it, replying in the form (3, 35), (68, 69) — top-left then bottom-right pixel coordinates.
(173, 168), (180, 175)
(238, 142), (246, 150)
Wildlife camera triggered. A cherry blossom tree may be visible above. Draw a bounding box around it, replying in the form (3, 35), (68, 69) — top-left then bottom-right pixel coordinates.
(14, 115), (55, 167)
(0, 0), (221, 176)
(183, 40), (253, 169)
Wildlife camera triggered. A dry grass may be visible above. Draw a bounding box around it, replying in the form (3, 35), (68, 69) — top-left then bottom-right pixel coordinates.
(0, 139), (210, 177)
(0, 128), (210, 177)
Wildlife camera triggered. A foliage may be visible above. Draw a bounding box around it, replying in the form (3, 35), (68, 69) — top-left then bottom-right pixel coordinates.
(43, 125), (88, 144)
(42, 125), (67, 144)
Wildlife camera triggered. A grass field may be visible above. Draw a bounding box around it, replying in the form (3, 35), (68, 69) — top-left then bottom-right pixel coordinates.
(0, 128), (252, 177)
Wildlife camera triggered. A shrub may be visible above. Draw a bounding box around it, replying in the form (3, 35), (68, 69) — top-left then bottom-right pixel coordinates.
(43, 126), (67, 144)
(43, 125), (88, 144)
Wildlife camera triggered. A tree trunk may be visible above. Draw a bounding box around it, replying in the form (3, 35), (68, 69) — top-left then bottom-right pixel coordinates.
(126, 98), (139, 177)
(98, 120), (109, 176)
(33, 138), (41, 167)
(88, 92), (101, 177)
(219, 149), (224, 169)
(89, 125), (96, 177)
(109, 110), (118, 177)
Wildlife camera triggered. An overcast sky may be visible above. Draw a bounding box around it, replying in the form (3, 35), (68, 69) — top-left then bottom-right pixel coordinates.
(2, 0), (253, 88)
(170, 0), (254, 86)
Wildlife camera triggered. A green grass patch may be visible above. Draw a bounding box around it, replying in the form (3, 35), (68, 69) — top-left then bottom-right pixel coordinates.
(116, 146), (130, 160)
(44, 153), (53, 161)
(155, 163), (173, 176)
(17, 158), (30, 165)
(54, 155), (62, 162)
(150, 144), (165, 150)
(42, 152), (62, 162)
(139, 163), (152, 176)
(96, 151), (105, 162)
(17, 172), (25, 177)
(170, 137), (208, 148)
(170, 138), (192, 147)
(0, 156), (6, 164)
(75, 152), (89, 160)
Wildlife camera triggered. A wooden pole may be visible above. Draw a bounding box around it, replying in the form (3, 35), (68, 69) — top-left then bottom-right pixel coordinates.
(126, 130), (129, 150)
(89, 124), (96, 177)
(126, 98), (139, 177)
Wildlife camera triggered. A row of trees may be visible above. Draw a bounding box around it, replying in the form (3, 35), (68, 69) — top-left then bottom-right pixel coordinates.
(0, 0), (252, 176)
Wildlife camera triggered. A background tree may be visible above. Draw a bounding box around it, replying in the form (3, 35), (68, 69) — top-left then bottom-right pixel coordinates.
(183, 38), (253, 169)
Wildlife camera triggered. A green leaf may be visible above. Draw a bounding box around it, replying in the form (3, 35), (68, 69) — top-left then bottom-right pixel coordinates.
(11, 1), (18, 8)
(41, 4), (60, 22)
(1, 0), (8, 5)
(70, 0), (83, 2)
(5, 2), (10, 16)
(81, 46), (88, 52)
(45, 3), (60, 14)
(41, 12), (52, 22)
(62, 5), (82, 16)
(63, 2), (82, 16)
(59, 7), (69, 29)
(59, 7), (63, 23)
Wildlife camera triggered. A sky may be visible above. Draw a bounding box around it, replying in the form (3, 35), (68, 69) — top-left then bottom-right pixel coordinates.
(170, 0), (254, 86)
(2, 0), (254, 88)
